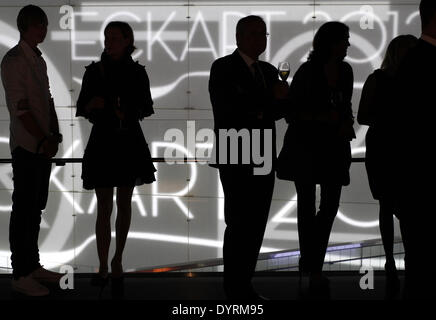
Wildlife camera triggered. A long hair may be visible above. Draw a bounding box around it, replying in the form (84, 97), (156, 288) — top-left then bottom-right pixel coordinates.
(381, 35), (418, 75)
(104, 21), (137, 55)
(308, 21), (349, 63)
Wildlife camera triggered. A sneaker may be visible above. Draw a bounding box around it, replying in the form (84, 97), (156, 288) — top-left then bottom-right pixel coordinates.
(11, 276), (50, 296)
(31, 266), (63, 284)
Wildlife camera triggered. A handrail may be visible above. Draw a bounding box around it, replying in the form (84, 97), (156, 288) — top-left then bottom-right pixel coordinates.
(266, 251), (406, 272)
(132, 237), (402, 273)
(0, 156), (371, 273)
(0, 157), (366, 165)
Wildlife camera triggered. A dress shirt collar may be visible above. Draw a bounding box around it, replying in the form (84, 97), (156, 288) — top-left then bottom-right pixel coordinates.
(19, 39), (42, 60)
(33, 46), (42, 56)
(237, 49), (257, 68)
(421, 34), (436, 47)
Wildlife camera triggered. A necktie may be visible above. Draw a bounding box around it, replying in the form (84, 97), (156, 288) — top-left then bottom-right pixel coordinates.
(252, 62), (266, 89)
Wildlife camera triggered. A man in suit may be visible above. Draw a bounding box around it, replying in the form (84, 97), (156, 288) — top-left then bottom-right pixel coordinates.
(1, 5), (63, 296)
(394, 0), (436, 299)
(208, 15), (287, 299)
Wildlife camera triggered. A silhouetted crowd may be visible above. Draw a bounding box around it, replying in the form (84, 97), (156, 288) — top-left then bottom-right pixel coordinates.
(1, 1), (435, 300)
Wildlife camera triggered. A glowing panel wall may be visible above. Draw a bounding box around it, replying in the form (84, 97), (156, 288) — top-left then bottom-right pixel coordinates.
(0, 1), (420, 272)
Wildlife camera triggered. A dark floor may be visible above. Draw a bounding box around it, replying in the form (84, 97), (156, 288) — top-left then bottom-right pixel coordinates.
(3, 271), (428, 319)
(0, 271), (405, 301)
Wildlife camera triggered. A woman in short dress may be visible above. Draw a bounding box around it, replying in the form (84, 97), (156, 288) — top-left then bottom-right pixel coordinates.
(358, 34), (417, 295)
(277, 21), (355, 294)
(76, 21), (156, 293)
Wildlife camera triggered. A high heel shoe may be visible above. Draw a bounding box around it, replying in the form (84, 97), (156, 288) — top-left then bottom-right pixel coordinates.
(90, 271), (109, 299)
(90, 272), (109, 287)
(385, 261), (398, 276)
(111, 275), (125, 299)
(298, 257), (311, 283)
(110, 260), (124, 299)
(385, 261), (400, 298)
(309, 272), (331, 300)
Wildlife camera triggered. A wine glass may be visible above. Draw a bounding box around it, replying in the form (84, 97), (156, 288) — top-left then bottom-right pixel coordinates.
(278, 61), (290, 81)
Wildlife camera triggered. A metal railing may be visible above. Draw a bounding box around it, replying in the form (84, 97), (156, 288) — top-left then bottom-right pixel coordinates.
(133, 238), (404, 273)
(0, 156), (374, 274)
(0, 157), (366, 165)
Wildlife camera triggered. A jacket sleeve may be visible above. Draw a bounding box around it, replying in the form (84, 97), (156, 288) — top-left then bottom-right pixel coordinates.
(1, 55), (28, 117)
(76, 66), (93, 119)
(136, 66), (154, 120)
(263, 63), (288, 121)
(357, 72), (377, 126)
(342, 62), (354, 121)
(121, 65), (154, 121)
(76, 64), (107, 123)
(285, 63), (309, 124)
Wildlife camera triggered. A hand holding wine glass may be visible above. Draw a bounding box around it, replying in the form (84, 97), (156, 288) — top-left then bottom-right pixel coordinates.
(278, 61), (290, 82)
(274, 62), (290, 99)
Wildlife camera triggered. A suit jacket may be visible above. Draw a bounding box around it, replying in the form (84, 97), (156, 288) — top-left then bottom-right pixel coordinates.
(391, 39), (436, 296)
(208, 49), (283, 171)
(393, 39), (436, 200)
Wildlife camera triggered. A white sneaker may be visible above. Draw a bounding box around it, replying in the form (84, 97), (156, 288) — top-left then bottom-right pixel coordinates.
(31, 266), (63, 284)
(11, 276), (50, 296)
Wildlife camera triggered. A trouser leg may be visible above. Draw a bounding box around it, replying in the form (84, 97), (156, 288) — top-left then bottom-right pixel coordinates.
(219, 168), (274, 294)
(312, 183), (342, 272)
(10, 147), (51, 279)
(295, 181), (317, 272)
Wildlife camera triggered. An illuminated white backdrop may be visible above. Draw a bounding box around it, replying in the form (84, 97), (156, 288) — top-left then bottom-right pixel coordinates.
(0, 0), (420, 272)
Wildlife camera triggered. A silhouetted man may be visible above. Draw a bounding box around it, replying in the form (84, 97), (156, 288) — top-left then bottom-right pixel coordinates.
(208, 15), (287, 299)
(393, 0), (436, 299)
(1, 5), (63, 296)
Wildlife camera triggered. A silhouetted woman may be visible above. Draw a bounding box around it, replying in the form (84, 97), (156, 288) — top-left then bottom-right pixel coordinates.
(277, 21), (355, 293)
(357, 34), (417, 295)
(76, 21), (156, 295)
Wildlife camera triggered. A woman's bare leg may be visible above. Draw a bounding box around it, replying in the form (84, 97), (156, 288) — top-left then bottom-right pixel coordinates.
(111, 186), (134, 277)
(95, 187), (114, 276)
